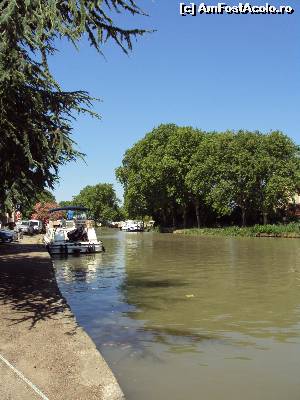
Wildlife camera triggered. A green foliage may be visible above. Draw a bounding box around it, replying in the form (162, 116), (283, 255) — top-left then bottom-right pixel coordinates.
(116, 124), (204, 225)
(117, 125), (300, 227)
(73, 183), (122, 223)
(59, 200), (75, 208)
(37, 190), (56, 204)
(174, 223), (300, 238)
(21, 189), (56, 218)
(0, 1), (148, 55)
(0, 0), (148, 211)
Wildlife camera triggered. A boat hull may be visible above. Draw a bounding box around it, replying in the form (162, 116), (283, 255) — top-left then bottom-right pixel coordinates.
(46, 241), (103, 255)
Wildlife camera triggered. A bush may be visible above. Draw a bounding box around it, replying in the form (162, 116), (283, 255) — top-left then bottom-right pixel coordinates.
(174, 223), (300, 238)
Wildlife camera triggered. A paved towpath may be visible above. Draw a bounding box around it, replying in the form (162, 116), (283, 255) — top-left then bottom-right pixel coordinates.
(0, 236), (124, 400)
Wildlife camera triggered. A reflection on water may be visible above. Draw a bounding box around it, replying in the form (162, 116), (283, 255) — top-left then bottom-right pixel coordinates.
(56, 254), (103, 283)
(54, 230), (300, 400)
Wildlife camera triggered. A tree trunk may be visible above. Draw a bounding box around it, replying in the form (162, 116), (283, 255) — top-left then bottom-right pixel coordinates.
(241, 207), (246, 227)
(195, 199), (201, 228)
(172, 212), (176, 229)
(161, 209), (167, 227)
(263, 212), (268, 225)
(183, 206), (187, 229)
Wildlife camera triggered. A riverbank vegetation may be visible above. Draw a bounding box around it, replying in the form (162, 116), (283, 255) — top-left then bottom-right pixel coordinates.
(116, 124), (300, 228)
(174, 223), (300, 238)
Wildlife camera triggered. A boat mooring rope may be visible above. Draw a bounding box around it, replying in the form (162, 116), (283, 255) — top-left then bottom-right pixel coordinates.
(0, 352), (50, 400)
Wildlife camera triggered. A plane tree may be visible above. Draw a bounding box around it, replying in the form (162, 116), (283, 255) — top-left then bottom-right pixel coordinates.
(186, 132), (229, 227)
(116, 124), (204, 227)
(117, 121), (300, 227)
(116, 124), (174, 222)
(255, 131), (300, 224)
(162, 126), (204, 227)
(187, 130), (300, 226)
(73, 183), (122, 223)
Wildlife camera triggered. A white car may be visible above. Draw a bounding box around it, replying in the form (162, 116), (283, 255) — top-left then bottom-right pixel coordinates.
(17, 220), (42, 235)
(17, 220), (33, 234)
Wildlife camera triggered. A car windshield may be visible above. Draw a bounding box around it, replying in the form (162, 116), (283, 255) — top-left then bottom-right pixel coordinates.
(31, 222), (39, 226)
(21, 221), (29, 225)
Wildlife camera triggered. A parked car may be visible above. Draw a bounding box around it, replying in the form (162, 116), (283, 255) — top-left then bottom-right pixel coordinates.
(17, 220), (34, 235)
(0, 229), (18, 243)
(29, 220), (43, 233)
(16, 220), (43, 235)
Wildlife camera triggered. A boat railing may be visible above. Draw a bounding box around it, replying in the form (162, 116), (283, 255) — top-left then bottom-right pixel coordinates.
(48, 220), (61, 228)
(75, 219), (95, 229)
(48, 219), (95, 228)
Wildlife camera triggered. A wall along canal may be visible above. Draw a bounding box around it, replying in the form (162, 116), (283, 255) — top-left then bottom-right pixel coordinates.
(53, 229), (300, 400)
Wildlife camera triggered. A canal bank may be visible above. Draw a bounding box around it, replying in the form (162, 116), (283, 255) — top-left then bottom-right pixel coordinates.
(0, 236), (124, 400)
(174, 223), (300, 237)
(53, 230), (300, 400)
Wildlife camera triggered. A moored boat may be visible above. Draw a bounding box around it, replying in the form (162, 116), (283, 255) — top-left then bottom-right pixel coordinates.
(121, 220), (144, 232)
(44, 206), (104, 255)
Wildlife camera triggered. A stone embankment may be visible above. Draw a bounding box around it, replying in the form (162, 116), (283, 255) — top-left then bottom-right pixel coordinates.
(0, 235), (124, 400)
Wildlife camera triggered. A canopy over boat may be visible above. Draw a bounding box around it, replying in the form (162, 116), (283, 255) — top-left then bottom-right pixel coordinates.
(49, 206), (88, 213)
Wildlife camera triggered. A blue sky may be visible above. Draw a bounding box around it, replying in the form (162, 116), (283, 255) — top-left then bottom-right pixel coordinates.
(49, 0), (300, 202)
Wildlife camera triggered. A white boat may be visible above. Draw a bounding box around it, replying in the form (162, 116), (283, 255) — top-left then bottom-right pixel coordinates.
(44, 206), (104, 255)
(121, 220), (144, 232)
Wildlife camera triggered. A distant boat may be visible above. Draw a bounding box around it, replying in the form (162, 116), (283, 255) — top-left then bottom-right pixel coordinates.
(121, 220), (144, 232)
(44, 206), (104, 255)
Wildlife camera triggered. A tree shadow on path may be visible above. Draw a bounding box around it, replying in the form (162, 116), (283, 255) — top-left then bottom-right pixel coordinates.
(0, 243), (74, 330)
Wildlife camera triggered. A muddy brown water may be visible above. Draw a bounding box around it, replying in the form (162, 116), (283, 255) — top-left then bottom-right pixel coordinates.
(53, 229), (300, 400)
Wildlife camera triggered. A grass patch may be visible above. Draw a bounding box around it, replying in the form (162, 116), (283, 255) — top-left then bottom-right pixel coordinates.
(174, 223), (300, 238)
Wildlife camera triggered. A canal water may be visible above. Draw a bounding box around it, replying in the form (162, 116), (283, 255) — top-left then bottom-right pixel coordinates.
(54, 229), (300, 400)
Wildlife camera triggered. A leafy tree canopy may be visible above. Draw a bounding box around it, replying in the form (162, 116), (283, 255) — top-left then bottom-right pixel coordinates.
(59, 200), (75, 208)
(117, 125), (300, 227)
(116, 124), (204, 226)
(18, 189), (56, 219)
(73, 183), (122, 223)
(0, 0), (148, 211)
